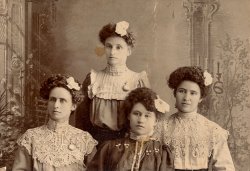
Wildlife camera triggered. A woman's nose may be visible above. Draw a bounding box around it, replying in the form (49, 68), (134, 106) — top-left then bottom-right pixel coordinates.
(111, 47), (116, 55)
(184, 92), (190, 100)
(54, 100), (60, 108)
(137, 115), (145, 123)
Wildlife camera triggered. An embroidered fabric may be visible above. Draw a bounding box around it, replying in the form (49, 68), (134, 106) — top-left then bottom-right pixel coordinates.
(162, 113), (228, 169)
(17, 120), (97, 167)
(104, 64), (128, 76)
(87, 68), (149, 100)
(115, 138), (162, 171)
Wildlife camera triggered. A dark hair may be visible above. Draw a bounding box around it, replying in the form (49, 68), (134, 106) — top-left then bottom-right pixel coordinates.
(40, 74), (81, 103)
(168, 66), (210, 98)
(99, 22), (136, 47)
(123, 87), (164, 120)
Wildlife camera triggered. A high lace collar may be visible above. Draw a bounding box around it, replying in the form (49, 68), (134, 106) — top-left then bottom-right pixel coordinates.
(129, 130), (155, 141)
(104, 64), (128, 76)
(46, 119), (69, 132)
(175, 111), (198, 119)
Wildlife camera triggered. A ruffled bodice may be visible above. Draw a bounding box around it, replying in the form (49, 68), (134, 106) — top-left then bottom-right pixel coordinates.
(161, 112), (234, 170)
(83, 66), (150, 132)
(16, 120), (98, 168)
(88, 67), (149, 100)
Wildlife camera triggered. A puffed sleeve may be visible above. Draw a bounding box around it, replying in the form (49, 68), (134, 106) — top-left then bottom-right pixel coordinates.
(159, 145), (174, 171)
(12, 131), (33, 171)
(84, 132), (98, 155)
(77, 131), (98, 167)
(211, 128), (235, 171)
(75, 73), (93, 132)
(12, 147), (32, 171)
(137, 71), (150, 88)
(87, 141), (111, 171)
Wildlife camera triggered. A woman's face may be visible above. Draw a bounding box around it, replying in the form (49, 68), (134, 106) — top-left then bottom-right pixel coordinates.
(47, 87), (76, 123)
(104, 36), (131, 66)
(175, 80), (202, 113)
(128, 103), (157, 136)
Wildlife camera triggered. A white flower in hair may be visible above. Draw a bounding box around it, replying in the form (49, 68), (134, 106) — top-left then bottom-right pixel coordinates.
(154, 95), (170, 114)
(203, 71), (213, 86)
(115, 21), (129, 36)
(66, 77), (80, 90)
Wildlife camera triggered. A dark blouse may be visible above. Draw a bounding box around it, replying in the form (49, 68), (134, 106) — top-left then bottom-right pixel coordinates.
(87, 137), (174, 171)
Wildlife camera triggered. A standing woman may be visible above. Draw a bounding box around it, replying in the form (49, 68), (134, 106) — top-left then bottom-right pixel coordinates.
(162, 66), (235, 171)
(12, 74), (97, 171)
(75, 21), (150, 143)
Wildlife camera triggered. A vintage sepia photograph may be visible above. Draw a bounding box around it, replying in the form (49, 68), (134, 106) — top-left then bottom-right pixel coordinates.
(0, 0), (250, 170)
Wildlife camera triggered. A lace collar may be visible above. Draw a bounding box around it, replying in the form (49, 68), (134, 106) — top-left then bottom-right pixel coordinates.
(46, 119), (69, 132)
(175, 111), (198, 119)
(129, 131), (155, 141)
(104, 64), (128, 76)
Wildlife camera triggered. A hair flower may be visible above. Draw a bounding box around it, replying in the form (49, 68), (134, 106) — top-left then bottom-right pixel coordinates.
(66, 77), (80, 90)
(154, 96), (170, 114)
(115, 21), (129, 36)
(203, 71), (213, 86)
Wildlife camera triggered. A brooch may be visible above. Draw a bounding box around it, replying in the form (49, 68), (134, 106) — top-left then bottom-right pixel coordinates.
(68, 144), (76, 151)
(122, 82), (130, 91)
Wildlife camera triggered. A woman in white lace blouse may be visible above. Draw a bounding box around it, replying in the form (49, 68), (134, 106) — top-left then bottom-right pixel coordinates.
(12, 74), (97, 171)
(161, 66), (235, 171)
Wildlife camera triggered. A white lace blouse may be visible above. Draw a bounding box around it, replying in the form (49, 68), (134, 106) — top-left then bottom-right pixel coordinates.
(12, 119), (97, 171)
(161, 112), (235, 171)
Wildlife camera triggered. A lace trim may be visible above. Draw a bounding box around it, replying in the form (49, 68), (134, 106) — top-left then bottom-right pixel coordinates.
(47, 119), (69, 132)
(163, 113), (227, 159)
(17, 125), (97, 167)
(129, 131), (155, 141)
(87, 69), (149, 100)
(104, 64), (128, 76)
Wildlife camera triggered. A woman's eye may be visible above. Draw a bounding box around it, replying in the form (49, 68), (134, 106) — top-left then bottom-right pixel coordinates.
(105, 44), (112, 48)
(60, 99), (66, 103)
(116, 45), (122, 50)
(178, 89), (185, 93)
(132, 112), (140, 116)
(191, 91), (197, 95)
(49, 97), (56, 102)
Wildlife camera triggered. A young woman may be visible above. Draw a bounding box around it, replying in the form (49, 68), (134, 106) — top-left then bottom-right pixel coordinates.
(75, 21), (150, 144)
(12, 74), (97, 171)
(87, 87), (173, 171)
(162, 66), (235, 171)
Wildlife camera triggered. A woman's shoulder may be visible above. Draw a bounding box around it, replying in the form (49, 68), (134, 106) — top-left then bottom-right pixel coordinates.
(16, 125), (47, 154)
(128, 69), (150, 87)
(19, 125), (47, 138)
(68, 125), (98, 142)
(197, 114), (229, 141)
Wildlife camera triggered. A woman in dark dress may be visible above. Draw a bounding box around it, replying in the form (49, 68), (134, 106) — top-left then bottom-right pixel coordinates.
(87, 87), (174, 171)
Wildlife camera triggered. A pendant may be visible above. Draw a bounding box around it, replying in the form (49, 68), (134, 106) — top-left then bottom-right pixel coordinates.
(122, 82), (130, 91)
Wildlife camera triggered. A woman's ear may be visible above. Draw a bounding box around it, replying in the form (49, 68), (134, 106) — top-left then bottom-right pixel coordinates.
(154, 118), (159, 127)
(71, 104), (77, 111)
(199, 98), (203, 103)
(127, 46), (132, 56)
(127, 113), (130, 120)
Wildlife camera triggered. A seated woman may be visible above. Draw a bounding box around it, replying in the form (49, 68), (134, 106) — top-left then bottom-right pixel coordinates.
(87, 87), (174, 171)
(12, 74), (97, 171)
(162, 66), (235, 171)
(75, 21), (150, 144)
